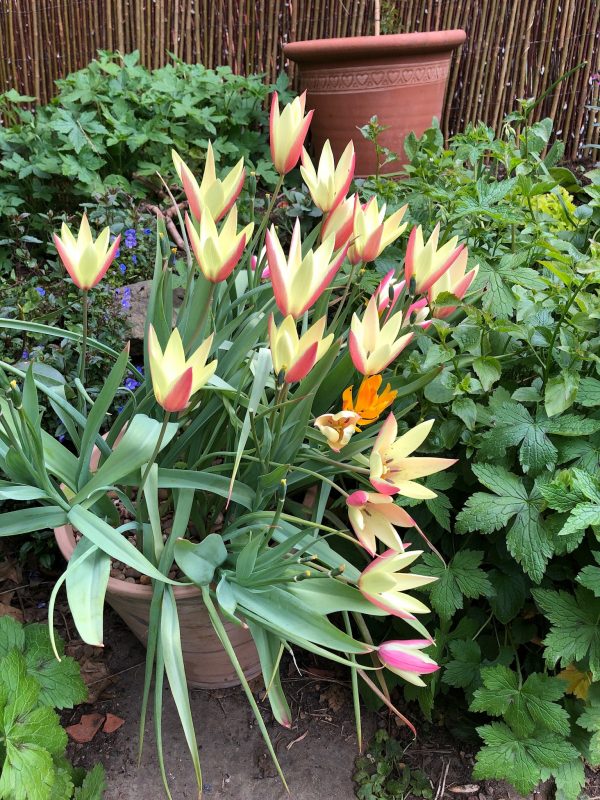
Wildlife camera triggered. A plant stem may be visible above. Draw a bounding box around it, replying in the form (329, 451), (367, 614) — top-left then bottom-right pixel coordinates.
(79, 290), (88, 390)
(251, 173), (284, 289)
(136, 413), (171, 548)
(542, 273), (589, 389)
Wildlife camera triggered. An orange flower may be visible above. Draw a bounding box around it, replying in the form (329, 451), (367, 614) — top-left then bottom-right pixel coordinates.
(342, 375), (397, 427)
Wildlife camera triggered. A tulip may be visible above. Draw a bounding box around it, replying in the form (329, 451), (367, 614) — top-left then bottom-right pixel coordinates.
(53, 214), (120, 290)
(359, 549), (436, 618)
(348, 198), (407, 265)
(300, 140), (355, 213)
(428, 249), (479, 318)
(346, 490), (413, 555)
(266, 219), (349, 319)
(321, 194), (357, 250)
(185, 207), (253, 283)
(370, 415), (456, 498)
(172, 142), (245, 223)
(404, 297), (432, 330)
(269, 314), (333, 384)
(375, 269), (406, 315)
(270, 91), (314, 175)
(342, 375), (397, 427)
(349, 295), (414, 376)
(148, 325), (217, 412)
(250, 247), (270, 280)
(404, 224), (465, 294)
(378, 639), (439, 686)
(314, 410), (360, 452)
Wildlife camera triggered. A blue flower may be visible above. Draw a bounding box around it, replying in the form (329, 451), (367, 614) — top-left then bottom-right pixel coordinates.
(21, 350), (29, 360)
(124, 228), (137, 248)
(119, 263), (127, 274)
(124, 377), (139, 391)
(35, 287), (46, 297)
(143, 227), (151, 235)
(116, 405), (124, 414)
(57, 433), (65, 442)
(121, 286), (132, 310)
(132, 254), (137, 264)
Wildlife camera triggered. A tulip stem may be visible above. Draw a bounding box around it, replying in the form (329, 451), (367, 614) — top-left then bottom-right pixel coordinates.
(250, 173), (284, 289)
(330, 260), (361, 331)
(136, 412), (171, 550)
(79, 290), (88, 393)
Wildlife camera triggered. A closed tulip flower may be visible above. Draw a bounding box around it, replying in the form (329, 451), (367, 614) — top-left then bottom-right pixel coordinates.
(378, 639), (440, 686)
(375, 269), (406, 315)
(53, 214), (120, 290)
(172, 142), (245, 223)
(266, 219), (348, 319)
(428, 248), (479, 318)
(348, 198), (407, 265)
(359, 549), (436, 618)
(314, 410), (360, 452)
(185, 207), (253, 283)
(148, 325), (217, 412)
(370, 415), (456, 498)
(349, 295), (414, 376)
(346, 490), (413, 555)
(321, 194), (358, 250)
(270, 91), (314, 175)
(269, 315), (333, 384)
(404, 223), (465, 294)
(300, 140), (355, 213)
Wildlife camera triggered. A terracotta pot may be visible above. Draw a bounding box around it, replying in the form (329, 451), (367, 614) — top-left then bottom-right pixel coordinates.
(284, 31), (466, 177)
(54, 525), (261, 690)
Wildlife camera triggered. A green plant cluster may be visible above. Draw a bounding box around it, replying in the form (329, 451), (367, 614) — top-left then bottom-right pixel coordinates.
(358, 107), (600, 798)
(0, 617), (104, 800)
(353, 730), (432, 800)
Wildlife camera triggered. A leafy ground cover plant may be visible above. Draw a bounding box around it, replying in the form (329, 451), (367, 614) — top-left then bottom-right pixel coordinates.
(351, 100), (600, 798)
(0, 89), (481, 797)
(0, 616), (105, 800)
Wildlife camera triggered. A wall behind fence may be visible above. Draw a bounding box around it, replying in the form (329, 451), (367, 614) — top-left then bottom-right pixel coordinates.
(0, 0), (598, 159)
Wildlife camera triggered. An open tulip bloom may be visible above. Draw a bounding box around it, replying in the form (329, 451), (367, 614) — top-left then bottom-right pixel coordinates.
(300, 139), (355, 212)
(0, 91), (474, 797)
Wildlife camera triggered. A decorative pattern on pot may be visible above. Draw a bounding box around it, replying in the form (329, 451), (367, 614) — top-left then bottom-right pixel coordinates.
(301, 60), (450, 94)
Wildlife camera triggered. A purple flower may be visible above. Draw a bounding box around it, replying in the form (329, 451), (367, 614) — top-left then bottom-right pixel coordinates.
(124, 228), (137, 248)
(116, 405), (124, 414)
(119, 263), (127, 274)
(132, 254), (137, 264)
(124, 377), (139, 391)
(35, 287), (46, 297)
(121, 286), (131, 310)
(143, 227), (151, 235)
(21, 350), (29, 360)
(57, 433), (65, 442)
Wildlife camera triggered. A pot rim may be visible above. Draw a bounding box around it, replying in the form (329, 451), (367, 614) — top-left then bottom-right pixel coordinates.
(54, 523), (201, 600)
(284, 30), (467, 63)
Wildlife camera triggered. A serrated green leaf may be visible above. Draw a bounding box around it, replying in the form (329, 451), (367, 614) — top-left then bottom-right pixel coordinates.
(419, 550), (494, 620)
(577, 552), (600, 597)
(472, 357), (502, 392)
(576, 377), (600, 407)
(442, 640), (482, 689)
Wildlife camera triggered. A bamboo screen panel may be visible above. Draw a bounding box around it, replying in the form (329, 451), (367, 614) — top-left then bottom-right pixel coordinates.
(0, 0), (598, 158)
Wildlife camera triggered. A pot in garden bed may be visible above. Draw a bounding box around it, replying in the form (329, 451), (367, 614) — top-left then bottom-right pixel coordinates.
(54, 522), (261, 689)
(284, 31), (466, 177)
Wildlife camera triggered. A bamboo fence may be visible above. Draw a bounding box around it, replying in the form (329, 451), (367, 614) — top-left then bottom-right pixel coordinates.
(0, 0), (598, 158)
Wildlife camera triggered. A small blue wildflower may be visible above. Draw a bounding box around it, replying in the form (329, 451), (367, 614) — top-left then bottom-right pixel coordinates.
(21, 350), (29, 360)
(35, 287), (46, 297)
(115, 248), (121, 258)
(57, 433), (65, 442)
(124, 377), (139, 391)
(121, 286), (131, 310)
(124, 228), (137, 248)
(116, 405), (124, 414)
(119, 263), (127, 274)
(132, 254), (137, 264)
(143, 227), (151, 235)
(135, 364), (144, 376)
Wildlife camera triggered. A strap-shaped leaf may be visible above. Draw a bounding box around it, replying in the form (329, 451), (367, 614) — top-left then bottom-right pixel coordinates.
(247, 622), (292, 728)
(0, 506), (68, 536)
(174, 534), (227, 586)
(71, 415), (178, 505)
(66, 537), (110, 646)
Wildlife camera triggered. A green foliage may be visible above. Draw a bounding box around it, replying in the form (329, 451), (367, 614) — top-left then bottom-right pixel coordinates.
(353, 730), (432, 800)
(0, 617), (104, 800)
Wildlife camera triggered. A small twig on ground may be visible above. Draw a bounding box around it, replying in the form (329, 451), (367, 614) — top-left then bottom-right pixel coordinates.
(143, 202), (187, 250)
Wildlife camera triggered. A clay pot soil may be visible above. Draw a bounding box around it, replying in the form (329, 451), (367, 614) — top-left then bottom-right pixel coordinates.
(284, 31), (466, 177)
(54, 522), (261, 689)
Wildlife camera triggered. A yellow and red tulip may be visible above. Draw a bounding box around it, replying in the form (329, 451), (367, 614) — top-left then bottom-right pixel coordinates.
(268, 314), (333, 384)
(359, 549), (435, 618)
(349, 295), (414, 376)
(53, 214), (120, 291)
(172, 143), (245, 223)
(378, 639), (439, 686)
(185, 206), (253, 283)
(348, 198), (407, 265)
(148, 325), (217, 412)
(428, 249), (479, 318)
(370, 415), (456, 497)
(346, 490), (413, 555)
(321, 193), (357, 250)
(314, 410), (360, 452)
(270, 91), (314, 175)
(300, 140), (355, 213)
(342, 375), (397, 427)
(404, 224), (465, 294)
(375, 269), (406, 315)
(266, 219), (348, 319)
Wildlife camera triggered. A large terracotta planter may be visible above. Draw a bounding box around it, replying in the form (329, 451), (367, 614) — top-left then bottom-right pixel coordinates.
(284, 31), (466, 177)
(54, 524), (261, 689)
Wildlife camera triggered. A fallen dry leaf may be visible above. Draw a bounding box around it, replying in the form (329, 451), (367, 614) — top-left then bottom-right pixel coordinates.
(66, 712), (105, 743)
(319, 683), (346, 713)
(103, 713), (125, 734)
(0, 560), (21, 584)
